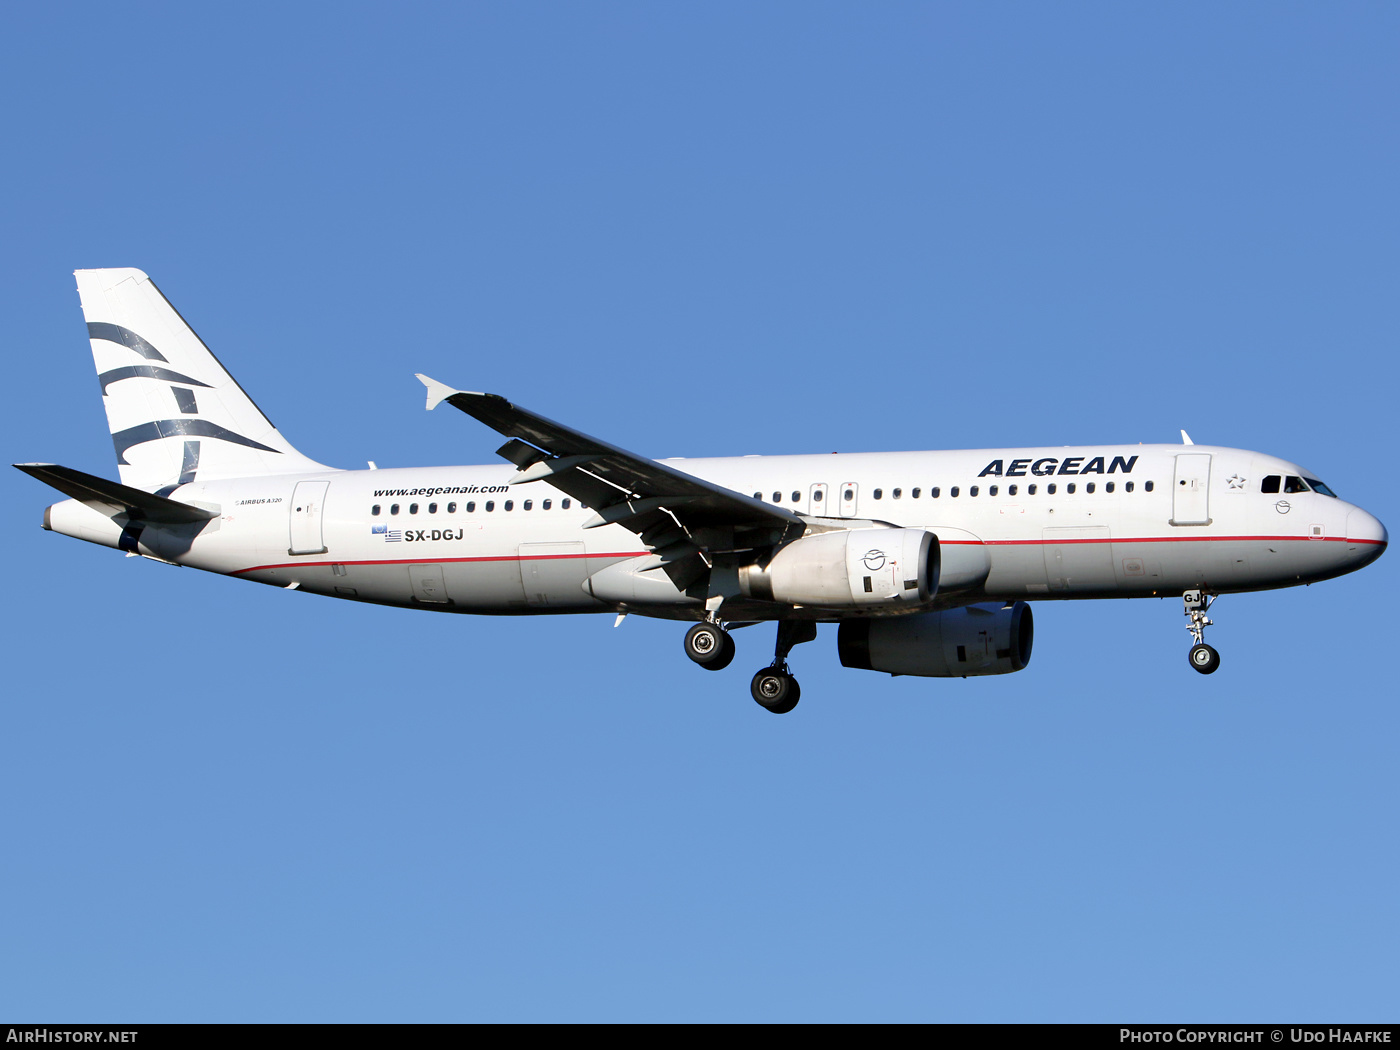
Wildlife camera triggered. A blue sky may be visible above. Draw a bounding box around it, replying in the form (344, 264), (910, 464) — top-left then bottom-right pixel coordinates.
(2, 3), (1396, 1021)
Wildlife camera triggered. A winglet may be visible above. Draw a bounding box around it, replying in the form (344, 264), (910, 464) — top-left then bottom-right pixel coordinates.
(416, 374), (460, 411)
(1180, 429), (1195, 445)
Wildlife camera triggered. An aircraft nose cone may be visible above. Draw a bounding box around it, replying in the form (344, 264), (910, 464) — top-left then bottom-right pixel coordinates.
(1347, 507), (1387, 545)
(1345, 507), (1387, 568)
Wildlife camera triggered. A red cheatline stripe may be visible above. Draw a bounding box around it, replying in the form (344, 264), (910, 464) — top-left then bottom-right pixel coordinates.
(232, 550), (652, 575)
(977, 535), (1384, 546)
(230, 534), (1384, 575)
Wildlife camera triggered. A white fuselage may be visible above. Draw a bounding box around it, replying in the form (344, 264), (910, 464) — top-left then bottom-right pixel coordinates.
(48, 443), (1387, 618)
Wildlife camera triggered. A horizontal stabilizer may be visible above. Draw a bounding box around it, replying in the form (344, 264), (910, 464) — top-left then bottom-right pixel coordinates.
(14, 463), (218, 524)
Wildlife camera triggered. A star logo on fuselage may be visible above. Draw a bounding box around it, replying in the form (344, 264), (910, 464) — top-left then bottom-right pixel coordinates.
(1227, 474), (1246, 489)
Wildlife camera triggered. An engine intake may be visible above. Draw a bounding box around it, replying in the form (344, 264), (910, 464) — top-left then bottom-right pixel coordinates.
(838, 601), (1034, 677)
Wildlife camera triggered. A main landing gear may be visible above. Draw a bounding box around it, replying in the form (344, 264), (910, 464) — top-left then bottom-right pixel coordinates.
(1183, 590), (1220, 675)
(681, 618), (817, 714)
(750, 621), (817, 715)
(684, 621), (735, 670)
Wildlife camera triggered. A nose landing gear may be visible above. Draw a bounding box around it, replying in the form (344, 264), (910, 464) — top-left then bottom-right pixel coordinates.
(1183, 590), (1220, 675)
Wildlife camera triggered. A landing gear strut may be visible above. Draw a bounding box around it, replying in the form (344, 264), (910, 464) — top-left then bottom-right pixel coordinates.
(684, 621), (734, 670)
(751, 620), (817, 714)
(1183, 590), (1220, 675)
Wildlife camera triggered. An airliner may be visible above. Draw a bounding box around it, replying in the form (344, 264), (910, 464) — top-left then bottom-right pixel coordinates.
(17, 269), (1388, 713)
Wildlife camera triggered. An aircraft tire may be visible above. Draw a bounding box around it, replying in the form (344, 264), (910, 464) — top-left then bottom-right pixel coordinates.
(751, 667), (800, 714)
(685, 623), (734, 670)
(1188, 643), (1220, 675)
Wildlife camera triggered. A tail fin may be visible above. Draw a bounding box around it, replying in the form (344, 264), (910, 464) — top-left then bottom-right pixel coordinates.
(75, 268), (330, 492)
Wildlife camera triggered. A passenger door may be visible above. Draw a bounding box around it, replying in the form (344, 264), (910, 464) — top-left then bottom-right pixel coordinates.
(288, 481), (330, 555)
(1171, 454), (1212, 526)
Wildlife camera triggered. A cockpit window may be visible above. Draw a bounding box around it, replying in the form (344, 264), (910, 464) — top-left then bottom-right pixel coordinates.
(1303, 478), (1337, 497)
(1284, 476), (1309, 494)
(1261, 475), (1280, 494)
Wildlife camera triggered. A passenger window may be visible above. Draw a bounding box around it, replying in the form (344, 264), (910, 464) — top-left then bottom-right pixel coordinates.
(1008, 484), (1017, 496)
(1066, 483), (1075, 494)
(410, 503), (419, 514)
(951, 487), (960, 498)
(893, 488), (902, 499)
(1028, 484), (1037, 495)
(931, 487), (941, 498)
(970, 486), (978, 497)
(1145, 481), (1154, 492)
(873, 488), (883, 500)
(504, 500), (514, 511)
(791, 491), (800, 503)
(543, 499), (552, 510)
(1125, 481), (1134, 493)
(813, 490), (823, 502)
(1047, 483), (1057, 495)
(912, 487), (921, 498)
(391, 504), (400, 515)
(988, 485), (997, 496)
(1085, 482), (1095, 494)
(466, 501), (476, 513)
(428, 502), (438, 514)
(372, 504), (381, 516)
(447, 502), (457, 513)
(523, 500), (532, 510)
(754, 492), (762, 500)
(562, 499), (571, 509)
(1284, 476), (1309, 494)
(772, 492), (782, 503)
(843, 489), (854, 501)
(485, 501), (495, 512)
(1104, 482), (1113, 494)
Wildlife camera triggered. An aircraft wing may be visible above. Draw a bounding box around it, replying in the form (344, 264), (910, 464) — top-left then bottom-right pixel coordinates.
(418, 375), (803, 590)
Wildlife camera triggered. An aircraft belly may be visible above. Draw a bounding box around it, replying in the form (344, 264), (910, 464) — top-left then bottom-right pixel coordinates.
(518, 542), (596, 608)
(1042, 527), (1115, 593)
(439, 558), (528, 609)
(1110, 541), (1164, 591)
(984, 542), (1048, 595)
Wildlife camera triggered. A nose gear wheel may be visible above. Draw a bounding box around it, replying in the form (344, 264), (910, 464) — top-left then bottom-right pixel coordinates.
(1189, 643), (1220, 674)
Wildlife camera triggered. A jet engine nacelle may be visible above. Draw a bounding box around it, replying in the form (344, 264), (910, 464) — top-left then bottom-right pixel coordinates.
(838, 601), (1034, 677)
(739, 528), (939, 610)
